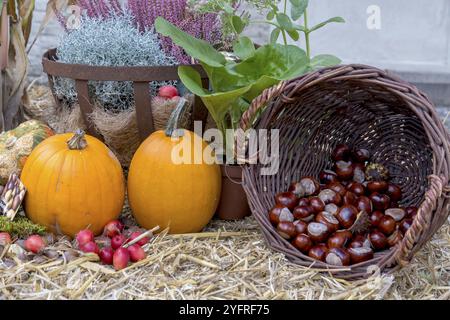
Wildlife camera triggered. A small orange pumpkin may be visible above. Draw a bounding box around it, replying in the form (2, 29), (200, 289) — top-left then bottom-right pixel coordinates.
(128, 99), (221, 234)
(20, 130), (125, 237)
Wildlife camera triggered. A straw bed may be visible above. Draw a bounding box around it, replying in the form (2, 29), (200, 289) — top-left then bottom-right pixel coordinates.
(0, 203), (449, 300)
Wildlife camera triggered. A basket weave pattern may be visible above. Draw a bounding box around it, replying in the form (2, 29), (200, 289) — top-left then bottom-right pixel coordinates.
(240, 65), (450, 279)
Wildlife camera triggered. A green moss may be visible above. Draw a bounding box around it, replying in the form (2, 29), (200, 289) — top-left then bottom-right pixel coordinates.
(0, 216), (46, 237)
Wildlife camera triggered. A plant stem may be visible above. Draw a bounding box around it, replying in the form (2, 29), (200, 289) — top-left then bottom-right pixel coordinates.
(283, 0), (287, 14)
(304, 9), (311, 59)
(281, 29), (288, 45)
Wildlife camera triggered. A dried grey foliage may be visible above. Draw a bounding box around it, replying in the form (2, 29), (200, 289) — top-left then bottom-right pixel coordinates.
(53, 14), (177, 112)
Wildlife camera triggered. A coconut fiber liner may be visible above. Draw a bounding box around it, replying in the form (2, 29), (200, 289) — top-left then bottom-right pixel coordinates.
(240, 64), (450, 280)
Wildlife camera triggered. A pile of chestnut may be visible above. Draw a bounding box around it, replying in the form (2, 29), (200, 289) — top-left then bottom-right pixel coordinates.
(268, 144), (418, 266)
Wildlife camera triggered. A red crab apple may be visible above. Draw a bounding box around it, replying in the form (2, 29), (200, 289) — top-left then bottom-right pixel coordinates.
(158, 85), (178, 99)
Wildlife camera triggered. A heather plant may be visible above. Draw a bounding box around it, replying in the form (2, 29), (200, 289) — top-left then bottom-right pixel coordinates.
(53, 13), (176, 112)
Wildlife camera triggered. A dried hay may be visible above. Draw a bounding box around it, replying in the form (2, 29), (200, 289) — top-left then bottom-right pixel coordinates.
(24, 85), (192, 166)
(0, 202), (449, 300)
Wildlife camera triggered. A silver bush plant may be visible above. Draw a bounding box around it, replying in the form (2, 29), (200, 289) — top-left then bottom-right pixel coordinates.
(53, 13), (176, 112)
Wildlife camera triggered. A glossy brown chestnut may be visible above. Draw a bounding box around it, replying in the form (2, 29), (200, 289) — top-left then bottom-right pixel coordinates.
(310, 197), (325, 213)
(292, 234), (313, 253)
(405, 207), (418, 219)
(386, 183), (402, 201)
(399, 218), (413, 234)
(369, 230), (388, 250)
(327, 230), (352, 248)
(356, 196), (373, 214)
(319, 170), (338, 185)
(288, 182), (305, 198)
(390, 201), (399, 208)
(367, 181), (388, 194)
(352, 148), (370, 163)
(318, 189), (342, 205)
(369, 192), (390, 211)
(352, 163), (366, 183)
(349, 234), (371, 249)
(277, 221), (296, 240)
(269, 205), (293, 225)
(387, 230), (403, 247)
(307, 222), (329, 243)
(385, 208), (406, 222)
(298, 198), (310, 207)
(335, 161), (354, 180)
(325, 247), (351, 266)
(315, 212), (339, 233)
(378, 215), (396, 235)
(299, 177), (320, 196)
(332, 144), (351, 161)
(275, 192), (298, 210)
(343, 191), (357, 206)
(348, 247), (374, 264)
(370, 211), (384, 227)
(293, 220), (308, 235)
(348, 182), (365, 196)
(336, 205), (358, 229)
(293, 206), (315, 221)
(308, 244), (329, 262)
(327, 182), (347, 197)
(324, 203), (339, 215)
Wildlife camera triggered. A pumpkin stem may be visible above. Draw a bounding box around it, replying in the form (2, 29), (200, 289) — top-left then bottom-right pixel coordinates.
(67, 129), (88, 150)
(165, 97), (189, 138)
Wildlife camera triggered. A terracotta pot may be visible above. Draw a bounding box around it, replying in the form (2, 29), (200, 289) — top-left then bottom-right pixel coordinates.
(216, 164), (251, 220)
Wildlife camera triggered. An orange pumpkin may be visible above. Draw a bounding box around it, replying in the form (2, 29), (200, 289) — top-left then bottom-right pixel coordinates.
(20, 130), (125, 237)
(127, 99), (221, 234)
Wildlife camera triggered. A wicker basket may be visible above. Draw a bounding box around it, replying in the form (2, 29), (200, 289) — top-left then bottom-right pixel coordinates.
(240, 64), (450, 279)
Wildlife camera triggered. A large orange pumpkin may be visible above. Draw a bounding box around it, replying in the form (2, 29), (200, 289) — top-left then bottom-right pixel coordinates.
(20, 130), (125, 237)
(127, 99), (221, 234)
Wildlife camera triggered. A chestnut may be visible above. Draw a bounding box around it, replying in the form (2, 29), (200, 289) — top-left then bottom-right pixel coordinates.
(324, 203), (339, 215)
(292, 234), (313, 253)
(275, 192), (298, 210)
(325, 247), (351, 266)
(319, 170), (338, 185)
(315, 212), (339, 233)
(367, 181), (388, 194)
(327, 230), (352, 248)
(386, 183), (402, 201)
(356, 196), (373, 214)
(298, 198), (310, 207)
(332, 144), (351, 161)
(390, 201), (399, 208)
(307, 222), (329, 243)
(385, 208), (406, 222)
(369, 192), (390, 211)
(349, 235), (371, 249)
(399, 218), (413, 234)
(348, 247), (374, 264)
(308, 244), (329, 262)
(288, 182), (306, 198)
(369, 230), (388, 250)
(299, 177), (320, 196)
(335, 161), (354, 180)
(336, 205), (358, 229)
(318, 189), (342, 206)
(387, 230), (403, 247)
(378, 215), (396, 235)
(370, 211), (384, 227)
(293, 206), (315, 222)
(353, 163), (366, 183)
(405, 207), (418, 219)
(343, 191), (357, 206)
(327, 182), (347, 197)
(352, 148), (370, 163)
(277, 221), (296, 240)
(293, 220), (308, 235)
(309, 197), (325, 213)
(269, 205), (293, 225)
(347, 182), (365, 196)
